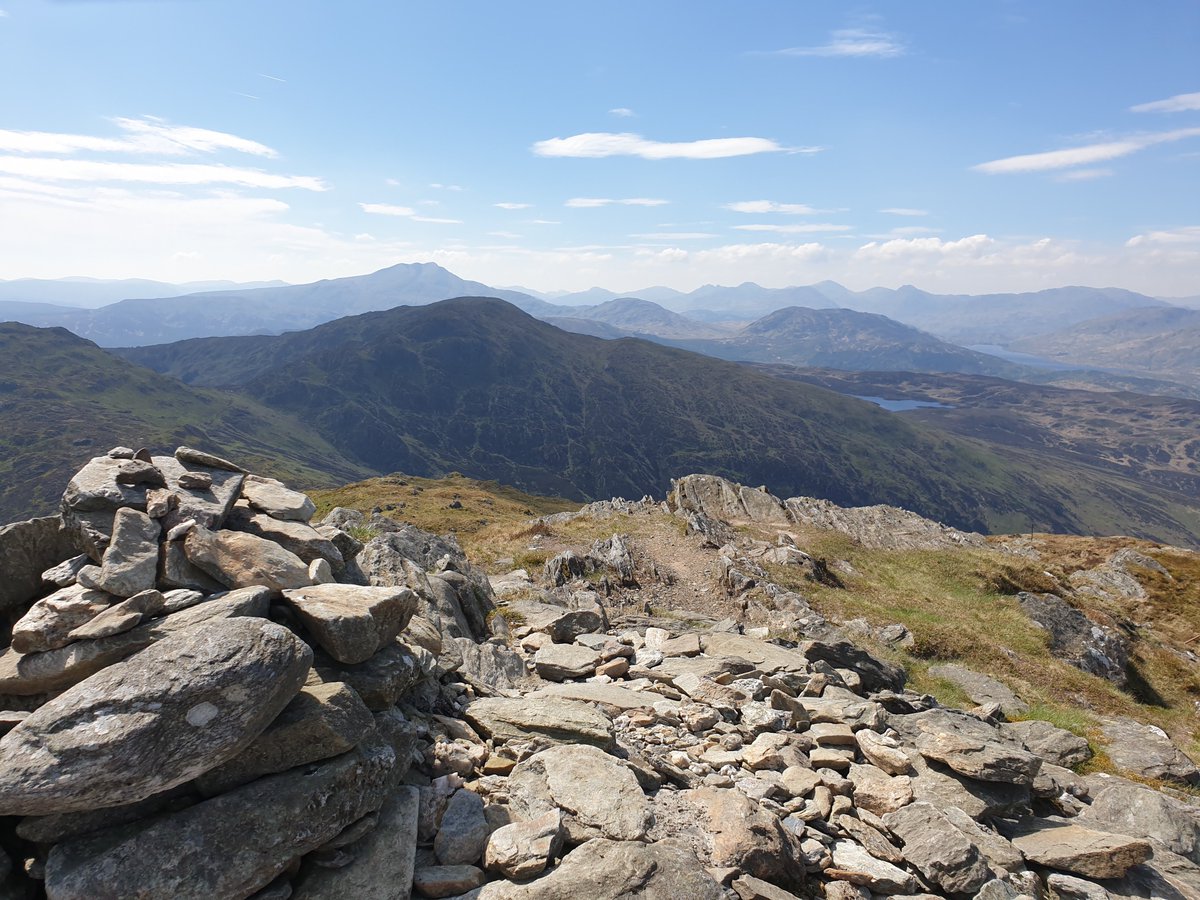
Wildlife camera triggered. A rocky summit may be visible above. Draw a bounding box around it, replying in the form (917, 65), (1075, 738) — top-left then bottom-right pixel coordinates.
(0, 449), (1196, 899)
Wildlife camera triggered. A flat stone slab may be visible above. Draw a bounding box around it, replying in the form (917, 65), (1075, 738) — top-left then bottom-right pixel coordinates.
(282, 584), (416, 665)
(930, 663), (1028, 717)
(701, 632), (809, 673)
(1008, 820), (1153, 880)
(530, 682), (668, 711)
(464, 697), (613, 748)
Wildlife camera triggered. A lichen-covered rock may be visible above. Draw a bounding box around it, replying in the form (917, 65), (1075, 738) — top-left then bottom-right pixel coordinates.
(282, 584), (417, 664)
(464, 697), (614, 748)
(88, 508), (160, 598)
(241, 474), (317, 522)
(184, 524), (311, 591)
(0, 616), (311, 814)
(10, 584), (112, 654)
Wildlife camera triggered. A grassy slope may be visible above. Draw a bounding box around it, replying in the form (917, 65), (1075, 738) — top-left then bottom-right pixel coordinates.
(115, 298), (1200, 544)
(0, 323), (375, 521)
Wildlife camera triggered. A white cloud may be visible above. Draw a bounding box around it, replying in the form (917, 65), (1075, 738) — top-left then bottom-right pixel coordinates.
(1054, 168), (1114, 182)
(725, 200), (821, 215)
(488, 231), (522, 239)
(430, 182), (464, 191)
(528, 219), (560, 225)
(1126, 226), (1200, 246)
(631, 232), (716, 240)
(494, 202), (531, 209)
(609, 108), (635, 117)
(566, 197), (670, 208)
(0, 156), (325, 190)
(887, 226), (942, 236)
(879, 207), (928, 216)
(974, 128), (1200, 174)
(411, 215), (461, 224)
(533, 132), (793, 160)
(733, 223), (852, 233)
(1131, 92), (1200, 114)
(0, 116), (278, 157)
(765, 28), (905, 59)
(360, 203), (415, 216)
(856, 234), (996, 260)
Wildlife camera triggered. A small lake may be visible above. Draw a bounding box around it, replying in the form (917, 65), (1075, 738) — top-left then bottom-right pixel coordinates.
(853, 395), (954, 412)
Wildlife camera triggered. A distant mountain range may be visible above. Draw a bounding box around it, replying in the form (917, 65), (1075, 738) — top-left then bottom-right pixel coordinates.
(0, 276), (287, 308)
(102, 297), (1200, 544)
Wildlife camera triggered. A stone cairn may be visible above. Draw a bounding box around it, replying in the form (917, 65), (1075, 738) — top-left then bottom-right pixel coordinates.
(0, 447), (1193, 899)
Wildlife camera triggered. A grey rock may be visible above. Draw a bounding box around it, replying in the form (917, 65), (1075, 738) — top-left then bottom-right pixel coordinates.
(412, 865), (486, 898)
(114, 459), (166, 487)
(196, 681), (374, 796)
(62, 455), (148, 515)
(16, 785), (196, 844)
(589, 533), (637, 585)
(1046, 873), (1111, 900)
(1018, 592), (1130, 686)
(155, 454), (245, 532)
(1002, 719), (1092, 768)
(672, 474), (792, 526)
(41, 553), (89, 588)
(507, 744), (652, 843)
(89, 508), (159, 598)
(434, 788), (491, 866)
(226, 505), (344, 572)
(907, 709), (1042, 785)
(291, 786), (419, 900)
(314, 640), (424, 711)
(283, 584), (417, 665)
(0, 586), (271, 696)
(929, 663), (1027, 717)
(158, 542), (227, 592)
(847, 763), (914, 815)
(477, 838), (725, 900)
(45, 734), (396, 900)
(0, 516), (81, 612)
(1008, 819), (1152, 880)
(1099, 718), (1200, 785)
(175, 445), (245, 472)
(884, 801), (992, 894)
(701, 631), (809, 673)
(448, 637), (528, 693)
(801, 639), (905, 692)
(828, 840), (918, 894)
(242, 474), (317, 522)
(184, 524), (311, 591)
(65, 590), (157, 642)
(176, 471), (212, 490)
(10, 584), (112, 654)
(0, 616), (311, 815)
(533, 643), (601, 681)
(1079, 779), (1200, 863)
(483, 809), (564, 880)
(906, 750), (1032, 820)
(506, 598), (606, 644)
(464, 697), (614, 748)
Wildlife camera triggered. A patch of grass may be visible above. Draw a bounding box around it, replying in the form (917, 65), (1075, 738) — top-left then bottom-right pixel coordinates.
(487, 606), (526, 627)
(345, 524), (378, 543)
(512, 550), (550, 573)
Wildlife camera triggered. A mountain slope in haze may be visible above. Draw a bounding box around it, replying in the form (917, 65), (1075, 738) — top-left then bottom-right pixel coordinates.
(571, 298), (733, 339)
(1012, 307), (1200, 387)
(658, 306), (1025, 377)
(0, 322), (373, 521)
(115, 298), (1200, 543)
(0, 277), (287, 308)
(0, 263), (546, 347)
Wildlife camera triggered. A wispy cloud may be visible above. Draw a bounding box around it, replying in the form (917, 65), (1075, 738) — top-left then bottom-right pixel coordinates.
(494, 201), (531, 209)
(534, 132), (801, 160)
(0, 116), (278, 158)
(528, 219), (561, 225)
(733, 223), (852, 233)
(359, 202), (460, 223)
(1131, 91), (1200, 114)
(973, 128), (1200, 174)
(488, 231), (522, 239)
(430, 182), (464, 191)
(566, 197), (669, 208)
(631, 232), (716, 240)
(0, 10), (8, 17)
(1054, 168), (1114, 182)
(609, 108), (635, 118)
(1126, 225), (1200, 246)
(887, 225), (942, 236)
(725, 200), (821, 215)
(0, 156), (324, 190)
(258, 73), (286, 83)
(879, 207), (928, 216)
(763, 28), (905, 59)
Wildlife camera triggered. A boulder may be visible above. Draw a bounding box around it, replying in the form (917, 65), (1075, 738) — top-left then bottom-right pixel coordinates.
(1001, 719), (1092, 768)
(908, 710), (1042, 785)
(1008, 820), (1153, 880)
(226, 505), (344, 572)
(0, 616), (311, 814)
(448, 637), (528, 692)
(906, 751), (1032, 820)
(195, 681), (374, 796)
(1079, 779), (1200, 863)
(700, 631), (809, 672)
(505, 598), (605, 644)
(847, 763), (914, 816)
(508, 744), (652, 843)
(533, 643), (601, 681)
(1099, 718), (1199, 785)
(65, 590), (157, 642)
(434, 788), (492, 866)
(10, 584), (112, 654)
(1018, 592), (1129, 686)
(800, 639), (905, 692)
(483, 809), (564, 880)
(291, 786), (419, 900)
(183, 524), (311, 591)
(315, 640), (425, 711)
(883, 801), (992, 895)
(672, 474), (792, 526)
(464, 697), (613, 748)
(283, 584), (417, 665)
(174, 446), (245, 472)
(413, 865), (486, 898)
(154, 454), (245, 531)
(89, 508), (159, 597)
(0, 516), (80, 612)
(478, 838), (725, 900)
(0, 586), (272, 695)
(828, 840), (918, 895)
(44, 733), (397, 900)
(241, 474), (317, 522)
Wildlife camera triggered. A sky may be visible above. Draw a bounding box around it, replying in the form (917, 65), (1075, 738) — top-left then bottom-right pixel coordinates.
(0, 1), (1198, 296)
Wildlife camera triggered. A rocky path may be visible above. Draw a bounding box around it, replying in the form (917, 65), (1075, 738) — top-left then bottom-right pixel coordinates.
(0, 451), (1195, 898)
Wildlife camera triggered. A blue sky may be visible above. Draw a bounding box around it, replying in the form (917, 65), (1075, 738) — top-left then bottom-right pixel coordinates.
(1, 1), (1197, 294)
